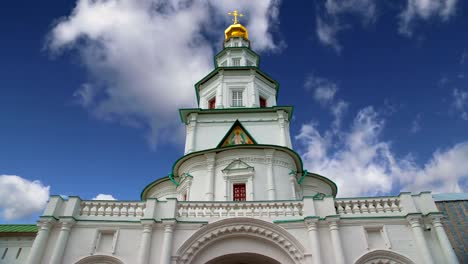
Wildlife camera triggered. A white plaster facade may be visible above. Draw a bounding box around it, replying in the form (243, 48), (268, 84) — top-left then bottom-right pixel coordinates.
(3, 21), (460, 264)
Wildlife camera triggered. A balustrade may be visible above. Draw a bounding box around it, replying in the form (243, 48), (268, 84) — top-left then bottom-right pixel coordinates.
(177, 201), (303, 219)
(79, 201), (146, 219)
(335, 197), (403, 216)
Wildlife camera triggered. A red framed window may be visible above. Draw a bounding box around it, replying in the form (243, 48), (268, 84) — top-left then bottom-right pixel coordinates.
(259, 97), (267, 108)
(233, 183), (246, 201)
(208, 98), (216, 109)
(183, 192), (188, 201)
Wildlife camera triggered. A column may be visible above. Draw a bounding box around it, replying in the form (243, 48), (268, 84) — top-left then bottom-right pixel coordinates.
(49, 219), (74, 264)
(26, 219), (53, 264)
(407, 215), (434, 264)
(289, 174), (297, 200)
(216, 71), (224, 108)
(205, 153), (216, 201)
(264, 149), (276, 200)
(430, 215), (458, 264)
(160, 221), (176, 264)
(137, 222), (154, 264)
(277, 111), (287, 147)
(305, 218), (322, 264)
(185, 114), (198, 154)
(327, 218), (345, 264)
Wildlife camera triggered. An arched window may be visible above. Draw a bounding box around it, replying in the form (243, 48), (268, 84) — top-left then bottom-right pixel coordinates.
(75, 255), (125, 264)
(354, 250), (415, 264)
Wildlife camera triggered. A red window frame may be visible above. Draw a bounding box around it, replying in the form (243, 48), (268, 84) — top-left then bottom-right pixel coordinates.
(208, 98), (216, 109)
(259, 97), (267, 108)
(233, 183), (246, 201)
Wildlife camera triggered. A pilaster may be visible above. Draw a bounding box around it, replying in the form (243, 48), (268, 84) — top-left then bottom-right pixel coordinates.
(264, 149), (276, 200)
(326, 216), (345, 264)
(25, 218), (55, 264)
(407, 214), (434, 264)
(160, 220), (176, 264)
(204, 153), (216, 201)
(429, 214), (458, 264)
(49, 218), (75, 264)
(305, 218), (322, 264)
(137, 221), (154, 264)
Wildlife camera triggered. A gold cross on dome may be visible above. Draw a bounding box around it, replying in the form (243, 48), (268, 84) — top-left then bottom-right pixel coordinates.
(228, 10), (244, 24)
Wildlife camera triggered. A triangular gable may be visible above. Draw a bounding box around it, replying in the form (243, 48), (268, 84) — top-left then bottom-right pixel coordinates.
(222, 159), (254, 172)
(217, 120), (257, 148)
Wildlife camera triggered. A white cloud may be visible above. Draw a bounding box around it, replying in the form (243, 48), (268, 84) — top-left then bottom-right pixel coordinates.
(0, 175), (50, 220)
(47, 0), (282, 147)
(305, 75), (348, 129)
(296, 107), (468, 197)
(399, 0), (458, 36)
(410, 113), (421, 133)
(452, 88), (468, 120)
(315, 0), (377, 52)
(92, 194), (116, 200)
(305, 75), (338, 103)
(315, 0), (458, 51)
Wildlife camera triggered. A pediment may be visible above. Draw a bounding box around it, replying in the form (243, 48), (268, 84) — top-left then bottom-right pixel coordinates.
(217, 120), (257, 148)
(222, 159), (254, 172)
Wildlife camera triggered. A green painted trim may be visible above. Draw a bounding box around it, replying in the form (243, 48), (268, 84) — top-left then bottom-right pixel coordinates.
(214, 47), (260, 68)
(298, 170), (308, 185)
(194, 67), (279, 106)
(178, 198), (302, 204)
(39, 215), (59, 220)
(75, 219), (141, 223)
(216, 120), (258, 148)
(168, 173), (180, 187)
(273, 219), (304, 224)
(141, 145), (338, 200)
(179, 106), (294, 124)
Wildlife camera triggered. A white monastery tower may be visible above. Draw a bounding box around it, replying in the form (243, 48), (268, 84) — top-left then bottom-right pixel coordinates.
(1, 10), (460, 264)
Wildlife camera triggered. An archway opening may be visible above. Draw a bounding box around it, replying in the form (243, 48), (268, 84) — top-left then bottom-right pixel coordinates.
(206, 252), (281, 264)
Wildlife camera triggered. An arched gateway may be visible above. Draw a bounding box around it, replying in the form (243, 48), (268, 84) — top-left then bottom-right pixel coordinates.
(175, 218), (306, 264)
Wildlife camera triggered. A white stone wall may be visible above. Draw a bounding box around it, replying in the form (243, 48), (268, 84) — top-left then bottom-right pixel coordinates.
(20, 192), (459, 264)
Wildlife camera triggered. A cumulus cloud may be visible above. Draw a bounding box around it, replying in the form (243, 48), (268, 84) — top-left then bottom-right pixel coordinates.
(47, 0), (282, 147)
(399, 0), (458, 36)
(296, 107), (468, 197)
(92, 194), (117, 200)
(0, 175), (50, 220)
(452, 88), (468, 120)
(315, 0), (458, 51)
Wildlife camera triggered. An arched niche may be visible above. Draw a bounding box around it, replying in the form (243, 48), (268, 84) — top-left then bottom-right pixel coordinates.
(206, 252), (281, 264)
(354, 250), (416, 264)
(75, 255), (125, 264)
(175, 218), (306, 264)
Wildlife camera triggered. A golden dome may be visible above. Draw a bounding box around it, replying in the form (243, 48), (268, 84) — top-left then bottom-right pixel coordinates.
(225, 10), (249, 41)
(225, 23), (249, 41)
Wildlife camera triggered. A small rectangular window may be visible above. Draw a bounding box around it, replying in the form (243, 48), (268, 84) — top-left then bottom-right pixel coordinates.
(234, 42), (239, 47)
(232, 58), (241, 67)
(232, 91), (243, 107)
(259, 97), (267, 108)
(16, 248), (22, 259)
(2, 248), (8, 259)
(233, 183), (246, 201)
(208, 97), (216, 109)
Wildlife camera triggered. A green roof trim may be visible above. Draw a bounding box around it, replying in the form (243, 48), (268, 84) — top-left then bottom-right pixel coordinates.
(194, 67), (279, 106)
(0, 224), (37, 233)
(179, 106), (294, 124)
(214, 47), (260, 68)
(140, 144), (338, 200)
(216, 120), (258, 148)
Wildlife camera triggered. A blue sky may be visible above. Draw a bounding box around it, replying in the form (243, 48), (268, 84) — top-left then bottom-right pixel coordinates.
(1, 0), (467, 223)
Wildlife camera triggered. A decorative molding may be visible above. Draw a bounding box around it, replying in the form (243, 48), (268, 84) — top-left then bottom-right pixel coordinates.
(175, 218), (305, 264)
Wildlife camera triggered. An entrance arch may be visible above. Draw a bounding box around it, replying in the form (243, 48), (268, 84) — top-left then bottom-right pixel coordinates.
(206, 253), (281, 264)
(176, 218), (305, 264)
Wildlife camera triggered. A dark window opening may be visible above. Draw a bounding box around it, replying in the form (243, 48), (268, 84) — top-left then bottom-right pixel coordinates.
(208, 97), (216, 109)
(259, 97), (267, 108)
(233, 183), (246, 201)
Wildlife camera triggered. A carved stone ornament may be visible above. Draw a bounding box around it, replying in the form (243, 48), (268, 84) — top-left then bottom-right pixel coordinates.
(74, 255), (125, 264)
(176, 218), (305, 264)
